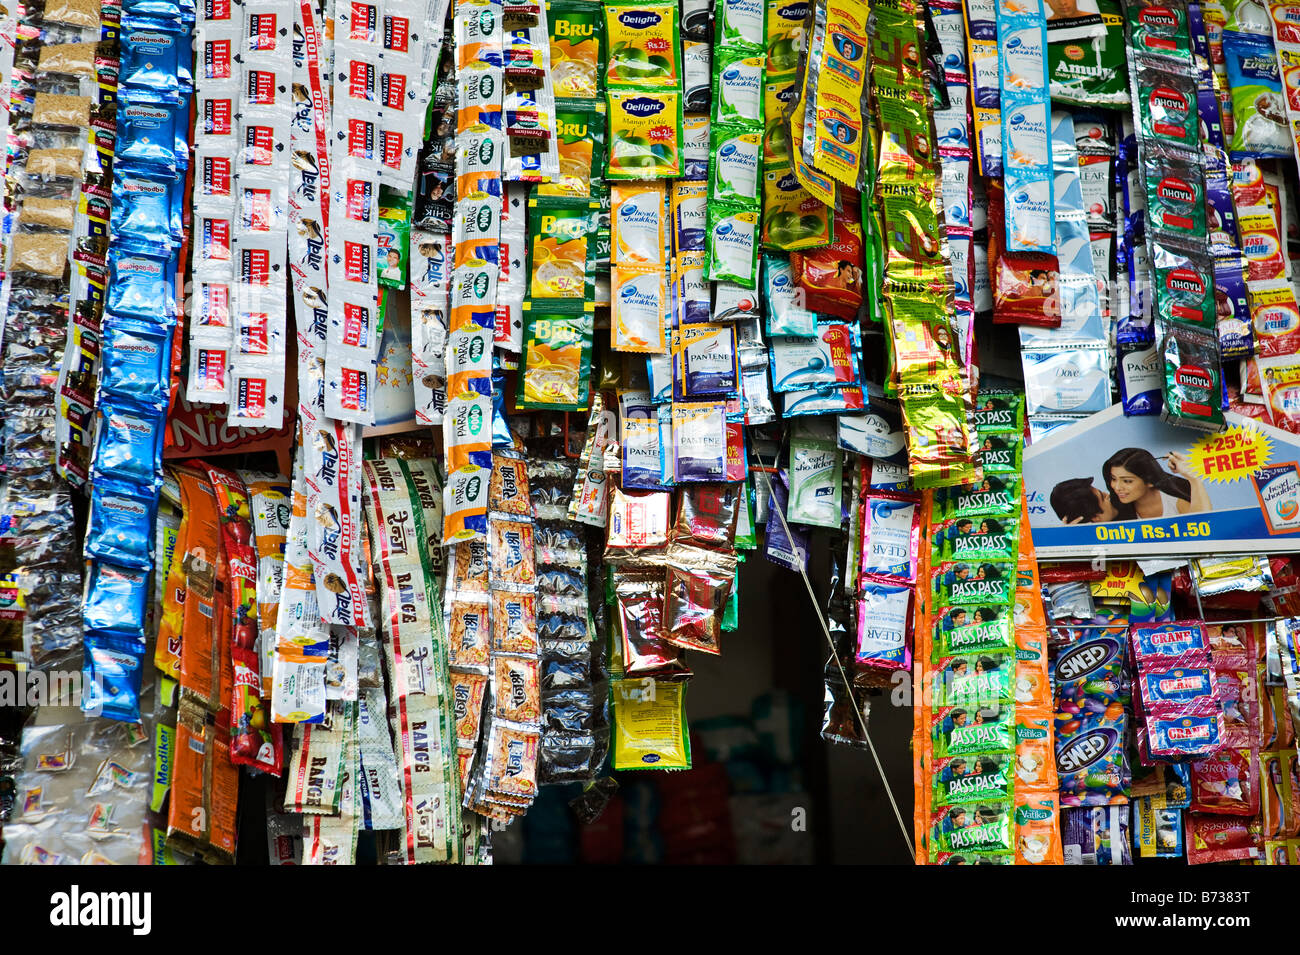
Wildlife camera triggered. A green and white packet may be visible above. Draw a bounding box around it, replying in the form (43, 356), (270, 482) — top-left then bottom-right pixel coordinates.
(705, 201), (760, 286)
(717, 0), (765, 47)
(713, 46), (765, 126)
(709, 123), (763, 203)
(787, 417), (842, 528)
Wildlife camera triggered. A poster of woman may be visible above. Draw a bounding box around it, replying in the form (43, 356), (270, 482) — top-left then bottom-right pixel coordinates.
(1024, 404), (1300, 557)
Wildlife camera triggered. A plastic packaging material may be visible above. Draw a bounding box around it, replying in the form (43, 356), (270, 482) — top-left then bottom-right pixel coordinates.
(1049, 0), (1130, 107)
(1185, 812), (1261, 863)
(610, 676), (691, 770)
(1160, 320), (1224, 432)
(616, 570), (688, 676)
(705, 201), (760, 287)
(606, 88), (683, 179)
(671, 482), (742, 550)
(762, 472), (809, 572)
(1062, 805), (1133, 864)
(672, 401), (728, 482)
(787, 419), (842, 528)
(1223, 29), (1290, 159)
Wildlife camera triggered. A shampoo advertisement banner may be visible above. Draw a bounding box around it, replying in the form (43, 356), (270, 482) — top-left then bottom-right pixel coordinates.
(1024, 404), (1300, 558)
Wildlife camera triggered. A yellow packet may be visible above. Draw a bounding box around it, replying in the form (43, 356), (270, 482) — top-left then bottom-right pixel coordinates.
(765, 0), (806, 76)
(548, 0), (603, 98)
(606, 89), (683, 179)
(611, 264), (668, 352)
(611, 677), (692, 770)
(790, 152), (837, 206)
(611, 181), (667, 267)
(604, 0), (681, 89)
(527, 197), (596, 300)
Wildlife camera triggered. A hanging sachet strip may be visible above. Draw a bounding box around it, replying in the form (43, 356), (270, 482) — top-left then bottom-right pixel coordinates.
(82, 0), (194, 721)
(188, 0), (241, 410)
(2, 0), (117, 673)
(272, 443), (330, 723)
(53, 1), (122, 487)
(869, 0), (975, 488)
(995, 0), (1053, 255)
(364, 457), (461, 862)
(463, 447), (541, 822)
(227, 0), (294, 427)
(442, 0), (504, 544)
(207, 465), (284, 775)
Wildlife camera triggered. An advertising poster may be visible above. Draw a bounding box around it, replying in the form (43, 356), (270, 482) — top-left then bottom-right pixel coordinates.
(1025, 404), (1300, 558)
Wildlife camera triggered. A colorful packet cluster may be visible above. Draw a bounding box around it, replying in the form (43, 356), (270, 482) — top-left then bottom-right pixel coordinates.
(271, 447), (328, 724)
(187, 0), (289, 427)
(963, 0), (1002, 177)
(3, 0), (121, 677)
(518, 102), (600, 405)
(206, 466), (283, 775)
(1184, 6), (1252, 370)
(402, 18), (455, 424)
(528, 455), (607, 781)
(517, 60), (604, 408)
(82, 0), (194, 723)
(604, 479), (742, 768)
(603, 0), (683, 179)
(442, 0), (504, 544)
(792, 0), (868, 191)
(931, 0), (976, 379)
(1053, 625), (1133, 805)
(1018, 112), (1110, 432)
(51, 0), (124, 486)
(239, 470), (291, 694)
(760, 0), (830, 253)
(916, 389), (1060, 862)
(853, 458), (920, 671)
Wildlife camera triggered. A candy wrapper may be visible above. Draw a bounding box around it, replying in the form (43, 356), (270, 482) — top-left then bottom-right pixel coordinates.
(1185, 812), (1261, 863)
(1062, 805), (1132, 864)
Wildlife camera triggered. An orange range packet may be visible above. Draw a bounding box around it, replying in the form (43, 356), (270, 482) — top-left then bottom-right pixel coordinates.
(155, 466), (195, 680)
(1015, 511), (1052, 709)
(1013, 495), (1065, 865)
(168, 705), (240, 863)
(1014, 704), (1059, 794)
(1015, 790), (1064, 865)
(177, 466), (227, 712)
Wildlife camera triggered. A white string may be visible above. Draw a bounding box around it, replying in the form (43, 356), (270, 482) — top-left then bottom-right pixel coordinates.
(752, 447), (916, 861)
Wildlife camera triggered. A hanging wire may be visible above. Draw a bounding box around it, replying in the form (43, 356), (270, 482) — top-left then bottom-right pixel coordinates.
(751, 442), (916, 861)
